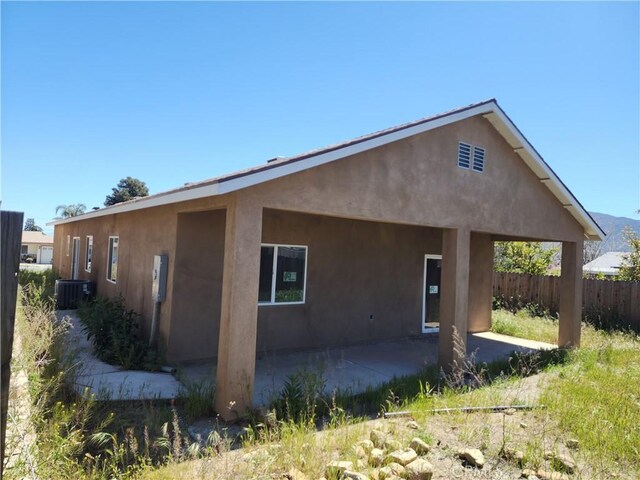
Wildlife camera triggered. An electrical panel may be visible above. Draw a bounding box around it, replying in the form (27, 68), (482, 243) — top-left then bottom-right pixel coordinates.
(152, 255), (168, 302)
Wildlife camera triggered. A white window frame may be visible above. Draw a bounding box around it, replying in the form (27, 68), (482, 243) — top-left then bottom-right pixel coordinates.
(107, 236), (119, 284)
(258, 243), (308, 306)
(71, 237), (81, 279)
(85, 235), (93, 272)
(21, 244), (28, 255)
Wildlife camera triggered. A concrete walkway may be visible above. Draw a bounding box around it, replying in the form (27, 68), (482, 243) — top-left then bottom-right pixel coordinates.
(60, 309), (554, 404)
(59, 311), (183, 400)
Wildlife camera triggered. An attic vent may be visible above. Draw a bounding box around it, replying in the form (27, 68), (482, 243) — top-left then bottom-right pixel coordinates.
(458, 142), (471, 169)
(472, 146), (485, 172)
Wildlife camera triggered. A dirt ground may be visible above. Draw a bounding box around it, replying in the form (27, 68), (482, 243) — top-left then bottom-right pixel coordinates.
(144, 372), (632, 480)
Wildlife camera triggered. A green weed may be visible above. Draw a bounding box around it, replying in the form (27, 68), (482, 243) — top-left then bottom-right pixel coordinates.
(77, 296), (161, 371)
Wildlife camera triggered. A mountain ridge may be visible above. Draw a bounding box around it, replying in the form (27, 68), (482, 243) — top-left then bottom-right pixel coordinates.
(589, 211), (640, 253)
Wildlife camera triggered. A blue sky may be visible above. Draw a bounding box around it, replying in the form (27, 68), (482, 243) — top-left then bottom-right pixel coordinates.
(2, 1), (639, 234)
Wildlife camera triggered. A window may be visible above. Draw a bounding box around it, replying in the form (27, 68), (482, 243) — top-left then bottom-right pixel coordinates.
(85, 236), (93, 272)
(21, 245), (28, 255)
(258, 244), (307, 304)
(107, 236), (119, 283)
(66, 235), (70, 256)
(457, 142), (471, 169)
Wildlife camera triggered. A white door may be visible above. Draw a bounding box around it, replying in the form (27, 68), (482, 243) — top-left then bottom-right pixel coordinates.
(71, 238), (80, 279)
(39, 246), (53, 264)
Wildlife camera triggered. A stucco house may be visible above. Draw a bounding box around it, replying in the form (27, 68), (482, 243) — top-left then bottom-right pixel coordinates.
(21, 231), (54, 264)
(50, 99), (604, 419)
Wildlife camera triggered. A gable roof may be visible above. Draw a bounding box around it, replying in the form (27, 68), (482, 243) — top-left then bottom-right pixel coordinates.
(22, 231), (54, 244)
(49, 99), (605, 240)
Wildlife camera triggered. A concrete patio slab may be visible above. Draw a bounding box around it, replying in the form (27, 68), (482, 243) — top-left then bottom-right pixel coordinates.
(58, 309), (555, 404)
(179, 333), (556, 406)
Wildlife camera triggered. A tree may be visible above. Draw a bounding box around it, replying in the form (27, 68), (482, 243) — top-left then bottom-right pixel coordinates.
(583, 240), (603, 265)
(55, 204), (87, 218)
(104, 177), (149, 206)
(494, 241), (558, 275)
(617, 227), (640, 281)
(23, 218), (43, 232)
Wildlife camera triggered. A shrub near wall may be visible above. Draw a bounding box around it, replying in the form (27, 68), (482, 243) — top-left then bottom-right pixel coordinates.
(77, 296), (161, 371)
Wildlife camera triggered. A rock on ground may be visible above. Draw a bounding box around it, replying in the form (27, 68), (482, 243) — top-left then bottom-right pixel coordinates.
(369, 448), (385, 467)
(370, 430), (388, 449)
(409, 437), (430, 455)
(457, 448), (485, 468)
(535, 469), (570, 480)
(325, 460), (353, 478)
(544, 451), (576, 474)
(379, 462), (406, 479)
(357, 439), (375, 454)
(405, 458), (434, 480)
(342, 470), (370, 480)
(386, 448), (418, 466)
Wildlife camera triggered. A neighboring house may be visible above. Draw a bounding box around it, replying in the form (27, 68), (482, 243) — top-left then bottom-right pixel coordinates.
(49, 99), (604, 419)
(583, 251), (627, 277)
(21, 231), (54, 264)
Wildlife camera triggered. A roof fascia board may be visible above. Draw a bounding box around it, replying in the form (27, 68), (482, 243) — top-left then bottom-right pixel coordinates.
(48, 182), (221, 226)
(487, 107), (605, 240)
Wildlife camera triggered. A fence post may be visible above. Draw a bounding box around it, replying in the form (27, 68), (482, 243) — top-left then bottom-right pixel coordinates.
(1, 211), (23, 477)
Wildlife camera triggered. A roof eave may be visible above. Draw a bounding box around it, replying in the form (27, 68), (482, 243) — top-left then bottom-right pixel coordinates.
(48, 100), (605, 241)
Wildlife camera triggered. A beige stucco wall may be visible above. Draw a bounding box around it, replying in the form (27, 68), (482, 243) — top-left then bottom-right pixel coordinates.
(22, 244), (39, 255)
(256, 209), (443, 354)
(169, 209), (226, 362)
(53, 207), (180, 348)
(240, 115), (584, 242)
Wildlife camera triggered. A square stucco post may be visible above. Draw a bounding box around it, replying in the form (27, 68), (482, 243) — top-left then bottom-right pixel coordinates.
(559, 239), (583, 347)
(439, 228), (471, 372)
(214, 197), (262, 420)
(468, 232), (494, 333)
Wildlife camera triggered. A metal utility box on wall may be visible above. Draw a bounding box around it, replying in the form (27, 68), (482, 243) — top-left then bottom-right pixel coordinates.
(152, 255), (168, 302)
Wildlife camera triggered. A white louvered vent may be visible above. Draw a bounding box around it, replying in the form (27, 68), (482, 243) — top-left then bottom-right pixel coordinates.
(472, 146), (485, 172)
(458, 142), (471, 169)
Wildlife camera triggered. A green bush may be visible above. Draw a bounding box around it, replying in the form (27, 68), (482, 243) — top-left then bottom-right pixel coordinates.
(18, 268), (58, 308)
(77, 296), (161, 371)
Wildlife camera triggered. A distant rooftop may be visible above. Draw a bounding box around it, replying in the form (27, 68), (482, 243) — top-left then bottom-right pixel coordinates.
(22, 231), (54, 244)
(583, 251), (627, 276)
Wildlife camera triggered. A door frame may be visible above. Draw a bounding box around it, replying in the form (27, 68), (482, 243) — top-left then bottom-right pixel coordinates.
(71, 237), (81, 279)
(422, 254), (442, 333)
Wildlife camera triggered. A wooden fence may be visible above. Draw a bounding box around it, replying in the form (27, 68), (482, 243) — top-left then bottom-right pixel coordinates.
(1, 211), (23, 476)
(493, 272), (640, 333)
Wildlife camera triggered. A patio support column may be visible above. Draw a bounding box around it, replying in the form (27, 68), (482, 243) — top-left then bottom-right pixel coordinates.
(439, 228), (471, 372)
(468, 232), (494, 333)
(214, 196), (262, 420)
(559, 239), (583, 347)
